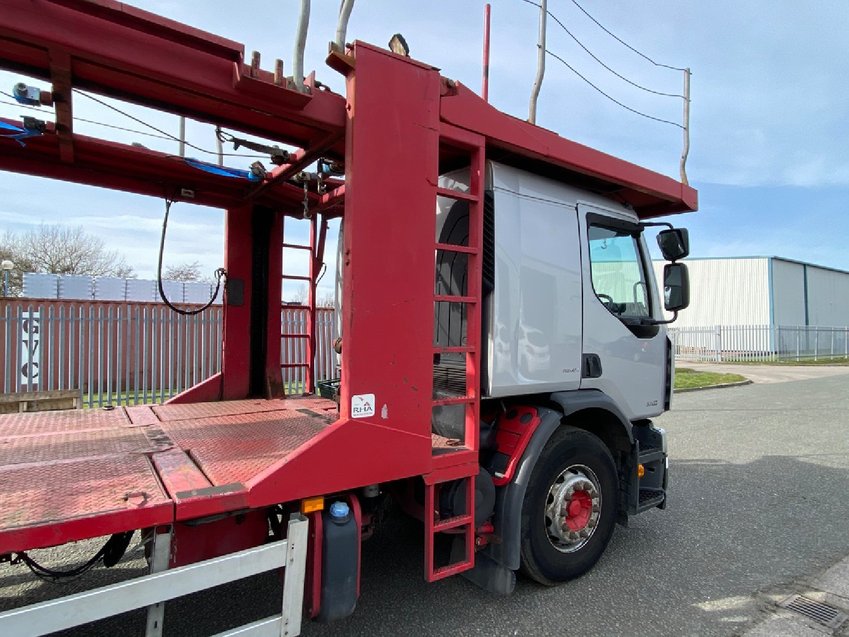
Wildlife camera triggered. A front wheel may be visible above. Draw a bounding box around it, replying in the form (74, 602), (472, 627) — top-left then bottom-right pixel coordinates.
(519, 426), (618, 585)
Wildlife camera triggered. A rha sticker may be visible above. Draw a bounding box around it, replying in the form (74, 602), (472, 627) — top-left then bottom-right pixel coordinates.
(351, 394), (375, 419)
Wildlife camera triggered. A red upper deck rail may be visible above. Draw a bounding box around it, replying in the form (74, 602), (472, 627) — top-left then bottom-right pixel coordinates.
(0, 0), (347, 150)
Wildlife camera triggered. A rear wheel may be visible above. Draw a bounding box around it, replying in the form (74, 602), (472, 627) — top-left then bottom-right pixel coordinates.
(519, 425), (618, 585)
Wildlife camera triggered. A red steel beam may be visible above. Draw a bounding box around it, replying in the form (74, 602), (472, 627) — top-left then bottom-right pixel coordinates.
(0, 0), (346, 151)
(0, 117), (310, 210)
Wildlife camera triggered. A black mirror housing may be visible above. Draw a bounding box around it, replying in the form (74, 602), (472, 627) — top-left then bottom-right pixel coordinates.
(663, 262), (690, 312)
(657, 228), (689, 261)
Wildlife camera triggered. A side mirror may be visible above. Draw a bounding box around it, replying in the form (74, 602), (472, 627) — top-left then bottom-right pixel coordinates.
(657, 228), (689, 261)
(664, 263), (690, 312)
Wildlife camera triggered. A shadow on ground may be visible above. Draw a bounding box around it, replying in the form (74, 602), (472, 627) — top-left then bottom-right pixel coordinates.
(2, 449), (848, 637)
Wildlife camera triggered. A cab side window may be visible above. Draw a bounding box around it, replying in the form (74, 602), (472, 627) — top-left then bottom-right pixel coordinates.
(587, 225), (650, 320)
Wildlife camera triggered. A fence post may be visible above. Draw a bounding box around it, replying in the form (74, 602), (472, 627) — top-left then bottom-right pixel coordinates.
(814, 329), (819, 362)
(715, 325), (722, 363)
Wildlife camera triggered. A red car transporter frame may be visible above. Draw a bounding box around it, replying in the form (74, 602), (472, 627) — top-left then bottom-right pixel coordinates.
(0, 0), (697, 609)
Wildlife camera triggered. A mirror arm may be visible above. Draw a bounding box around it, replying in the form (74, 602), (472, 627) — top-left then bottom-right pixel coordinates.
(641, 311), (679, 326)
(640, 221), (673, 231)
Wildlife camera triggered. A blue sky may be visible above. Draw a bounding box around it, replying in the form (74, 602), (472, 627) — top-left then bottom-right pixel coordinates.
(1, 0), (847, 299)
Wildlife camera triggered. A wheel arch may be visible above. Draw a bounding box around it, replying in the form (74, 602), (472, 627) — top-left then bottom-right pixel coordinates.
(485, 390), (633, 571)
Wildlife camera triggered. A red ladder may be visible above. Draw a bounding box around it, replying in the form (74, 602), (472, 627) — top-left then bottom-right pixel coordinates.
(424, 133), (485, 582)
(281, 214), (326, 395)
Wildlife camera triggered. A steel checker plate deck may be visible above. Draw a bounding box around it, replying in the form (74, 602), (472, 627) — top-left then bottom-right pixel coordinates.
(155, 398), (339, 421)
(153, 399), (298, 422)
(0, 427), (159, 466)
(160, 410), (331, 487)
(0, 455), (172, 554)
(0, 408), (130, 437)
(0, 397), (338, 554)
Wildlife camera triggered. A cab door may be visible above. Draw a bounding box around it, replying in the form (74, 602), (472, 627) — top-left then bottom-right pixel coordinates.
(577, 203), (666, 421)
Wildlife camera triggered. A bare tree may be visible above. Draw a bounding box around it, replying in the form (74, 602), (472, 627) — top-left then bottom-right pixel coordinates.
(285, 285), (307, 305)
(282, 287), (335, 307)
(0, 231), (34, 296)
(163, 261), (202, 282)
(0, 225), (135, 296)
(19, 225), (135, 278)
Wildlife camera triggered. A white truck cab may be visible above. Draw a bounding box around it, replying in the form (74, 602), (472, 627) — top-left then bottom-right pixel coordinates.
(433, 161), (689, 590)
(437, 161), (675, 418)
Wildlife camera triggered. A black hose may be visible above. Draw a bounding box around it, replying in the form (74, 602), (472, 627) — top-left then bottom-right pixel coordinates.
(14, 532), (134, 582)
(157, 199), (226, 316)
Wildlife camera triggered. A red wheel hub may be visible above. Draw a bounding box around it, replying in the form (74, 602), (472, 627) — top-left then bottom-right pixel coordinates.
(564, 490), (592, 531)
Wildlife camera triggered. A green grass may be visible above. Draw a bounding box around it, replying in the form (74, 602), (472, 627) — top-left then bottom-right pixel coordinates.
(674, 367), (747, 390)
(727, 356), (849, 366)
(81, 381), (311, 408)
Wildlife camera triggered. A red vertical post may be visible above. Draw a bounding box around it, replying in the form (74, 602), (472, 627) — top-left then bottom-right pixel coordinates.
(338, 43), (439, 433)
(265, 210), (284, 397)
(221, 204), (253, 399)
(482, 3), (491, 102)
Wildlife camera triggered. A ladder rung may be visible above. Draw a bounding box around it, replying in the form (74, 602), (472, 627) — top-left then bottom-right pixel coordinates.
(431, 396), (474, 407)
(433, 295), (476, 304)
(437, 187), (479, 203)
(433, 346), (475, 354)
(432, 562), (473, 580)
(281, 333), (309, 338)
(282, 275), (311, 281)
(282, 243), (312, 250)
(281, 363), (309, 368)
(282, 304), (310, 310)
(435, 242), (478, 254)
(434, 514), (473, 532)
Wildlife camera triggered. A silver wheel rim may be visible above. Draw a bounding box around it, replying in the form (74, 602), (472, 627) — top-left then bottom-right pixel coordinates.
(544, 463), (602, 553)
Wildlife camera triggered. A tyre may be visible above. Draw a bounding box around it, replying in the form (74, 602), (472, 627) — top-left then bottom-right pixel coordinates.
(519, 425), (618, 585)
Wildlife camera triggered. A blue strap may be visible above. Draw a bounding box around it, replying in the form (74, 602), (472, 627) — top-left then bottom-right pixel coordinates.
(184, 158), (261, 182)
(0, 121), (42, 147)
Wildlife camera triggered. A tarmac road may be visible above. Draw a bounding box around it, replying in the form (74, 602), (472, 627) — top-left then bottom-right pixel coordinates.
(2, 368), (848, 636)
(682, 361), (849, 385)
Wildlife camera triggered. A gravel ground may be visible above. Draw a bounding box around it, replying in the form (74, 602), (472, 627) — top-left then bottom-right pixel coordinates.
(2, 370), (848, 636)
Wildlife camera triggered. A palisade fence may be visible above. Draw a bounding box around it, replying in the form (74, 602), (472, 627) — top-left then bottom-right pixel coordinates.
(0, 300), (338, 408)
(670, 325), (849, 363)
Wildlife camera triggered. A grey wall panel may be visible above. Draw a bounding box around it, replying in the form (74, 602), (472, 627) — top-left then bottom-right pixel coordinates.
(183, 282), (214, 304)
(805, 265), (849, 327)
(58, 275), (94, 301)
(653, 258), (770, 327)
(771, 258), (806, 326)
(22, 273), (59, 299)
(126, 279), (157, 302)
(94, 277), (126, 301)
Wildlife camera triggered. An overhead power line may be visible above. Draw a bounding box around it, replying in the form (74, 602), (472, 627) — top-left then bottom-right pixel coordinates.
(567, 0), (687, 71)
(545, 48), (683, 129)
(519, 0), (684, 98)
(2, 90), (270, 157)
(74, 90), (267, 159)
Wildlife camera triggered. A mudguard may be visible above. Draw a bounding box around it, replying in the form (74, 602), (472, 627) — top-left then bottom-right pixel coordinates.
(485, 390), (634, 572)
(485, 406), (562, 571)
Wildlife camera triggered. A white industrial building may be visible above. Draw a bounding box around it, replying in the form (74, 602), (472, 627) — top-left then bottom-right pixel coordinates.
(653, 256), (849, 328)
(653, 257), (849, 360)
